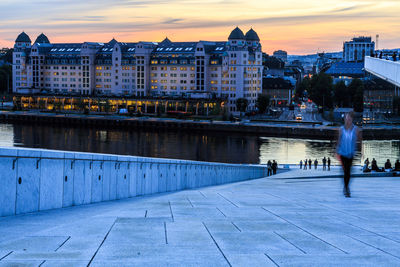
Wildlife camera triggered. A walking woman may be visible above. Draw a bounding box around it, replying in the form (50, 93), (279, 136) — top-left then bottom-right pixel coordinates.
(336, 112), (362, 197)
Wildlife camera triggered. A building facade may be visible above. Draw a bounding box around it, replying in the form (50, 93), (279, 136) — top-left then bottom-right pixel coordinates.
(13, 28), (262, 113)
(262, 77), (293, 107)
(272, 50), (287, 63)
(343, 37), (375, 62)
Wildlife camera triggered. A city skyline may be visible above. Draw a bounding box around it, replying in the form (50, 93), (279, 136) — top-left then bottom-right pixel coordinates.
(1, 0), (400, 54)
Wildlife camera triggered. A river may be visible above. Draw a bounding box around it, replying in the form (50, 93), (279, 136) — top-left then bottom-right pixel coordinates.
(0, 123), (399, 166)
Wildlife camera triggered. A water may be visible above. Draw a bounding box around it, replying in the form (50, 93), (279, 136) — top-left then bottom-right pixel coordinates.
(0, 123), (399, 166)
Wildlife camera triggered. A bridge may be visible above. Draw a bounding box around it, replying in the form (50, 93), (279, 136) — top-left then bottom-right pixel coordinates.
(364, 56), (400, 93)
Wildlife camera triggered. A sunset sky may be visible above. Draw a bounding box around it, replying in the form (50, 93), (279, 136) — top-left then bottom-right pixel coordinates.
(0, 0), (399, 54)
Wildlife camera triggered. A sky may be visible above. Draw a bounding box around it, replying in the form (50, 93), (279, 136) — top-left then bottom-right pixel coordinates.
(0, 0), (399, 55)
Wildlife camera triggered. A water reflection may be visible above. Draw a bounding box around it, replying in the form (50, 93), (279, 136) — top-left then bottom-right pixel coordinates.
(0, 123), (399, 166)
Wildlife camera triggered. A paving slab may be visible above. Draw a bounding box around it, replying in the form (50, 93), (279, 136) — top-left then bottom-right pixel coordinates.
(1, 170), (400, 266)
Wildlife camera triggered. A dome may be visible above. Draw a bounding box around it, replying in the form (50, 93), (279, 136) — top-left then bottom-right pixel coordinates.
(228, 27), (245, 40)
(15, 32), (31, 43)
(34, 33), (50, 44)
(245, 28), (260, 41)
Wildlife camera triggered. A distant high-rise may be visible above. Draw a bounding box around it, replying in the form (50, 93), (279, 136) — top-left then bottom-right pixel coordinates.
(343, 37), (375, 62)
(273, 50), (287, 63)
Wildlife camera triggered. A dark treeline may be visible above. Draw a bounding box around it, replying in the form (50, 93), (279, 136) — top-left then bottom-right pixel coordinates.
(297, 73), (367, 112)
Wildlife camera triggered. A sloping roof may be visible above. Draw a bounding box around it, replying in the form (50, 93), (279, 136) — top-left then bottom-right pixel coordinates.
(34, 33), (50, 44)
(325, 62), (364, 76)
(153, 41), (197, 54)
(228, 27), (245, 40)
(16, 32), (31, 43)
(245, 28), (260, 41)
(108, 38), (118, 46)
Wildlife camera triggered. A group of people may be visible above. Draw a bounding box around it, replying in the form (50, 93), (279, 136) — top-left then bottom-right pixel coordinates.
(299, 157), (331, 171)
(266, 160), (278, 176)
(363, 158), (400, 173)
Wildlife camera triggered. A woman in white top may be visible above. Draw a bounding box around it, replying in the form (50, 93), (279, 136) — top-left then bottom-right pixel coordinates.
(337, 112), (362, 197)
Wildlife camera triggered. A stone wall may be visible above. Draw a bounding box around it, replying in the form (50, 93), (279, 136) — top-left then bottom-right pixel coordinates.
(0, 147), (267, 216)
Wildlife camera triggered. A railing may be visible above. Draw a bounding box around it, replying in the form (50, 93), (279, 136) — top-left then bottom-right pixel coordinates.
(0, 147), (267, 217)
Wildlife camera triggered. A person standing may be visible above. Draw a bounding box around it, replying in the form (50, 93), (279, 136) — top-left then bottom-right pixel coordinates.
(308, 159), (312, 171)
(314, 159), (318, 170)
(267, 160), (272, 176)
(304, 158), (308, 170)
(272, 160), (278, 175)
(327, 157), (331, 171)
(322, 157), (327, 171)
(300, 160), (303, 169)
(337, 112), (362, 197)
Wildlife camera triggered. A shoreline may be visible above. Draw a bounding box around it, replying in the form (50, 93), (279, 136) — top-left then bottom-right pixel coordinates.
(1, 111), (400, 140)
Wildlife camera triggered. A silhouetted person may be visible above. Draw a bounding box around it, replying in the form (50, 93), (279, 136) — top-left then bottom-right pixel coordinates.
(327, 157), (331, 171)
(364, 158), (370, 169)
(385, 159), (392, 171)
(314, 159), (318, 170)
(371, 158), (380, 171)
(267, 160), (272, 176)
(337, 112), (361, 197)
(363, 158), (371, 173)
(272, 160), (278, 175)
(322, 157), (327, 171)
(395, 160), (400, 171)
(304, 158), (308, 170)
(300, 160), (303, 169)
(308, 159), (312, 171)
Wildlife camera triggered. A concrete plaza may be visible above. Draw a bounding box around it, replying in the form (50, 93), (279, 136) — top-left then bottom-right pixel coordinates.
(1, 170), (400, 266)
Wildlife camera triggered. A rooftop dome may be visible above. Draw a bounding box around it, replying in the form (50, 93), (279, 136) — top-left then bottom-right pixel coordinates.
(228, 27), (245, 40)
(34, 33), (50, 44)
(245, 28), (260, 41)
(15, 32), (31, 43)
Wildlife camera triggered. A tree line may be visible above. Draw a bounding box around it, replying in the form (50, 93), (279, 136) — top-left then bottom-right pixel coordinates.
(296, 73), (364, 112)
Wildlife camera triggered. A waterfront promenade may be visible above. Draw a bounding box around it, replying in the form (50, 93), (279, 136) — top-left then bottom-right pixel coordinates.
(2, 110), (400, 139)
(1, 170), (400, 266)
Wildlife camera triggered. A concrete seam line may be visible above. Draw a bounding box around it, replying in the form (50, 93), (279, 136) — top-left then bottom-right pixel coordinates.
(87, 219), (117, 267)
(217, 193), (238, 208)
(231, 221), (241, 232)
(216, 207), (226, 217)
(346, 235), (400, 261)
(0, 251), (13, 261)
(168, 201), (174, 222)
(187, 197), (194, 207)
(38, 260), (46, 267)
(55, 236), (71, 252)
(273, 231), (307, 254)
(164, 222), (168, 245)
(335, 217), (400, 245)
(202, 222), (232, 267)
(261, 207), (348, 254)
(264, 254), (280, 267)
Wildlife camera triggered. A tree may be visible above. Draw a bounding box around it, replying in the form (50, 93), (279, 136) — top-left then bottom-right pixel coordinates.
(256, 94), (270, 114)
(348, 78), (364, 112)
(296, 76), (311, 99)
(0, 65), (12, 94)
(309, 72), (333, 108)
(236, 98), (248, 115)
(333, 81), (348, 107)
